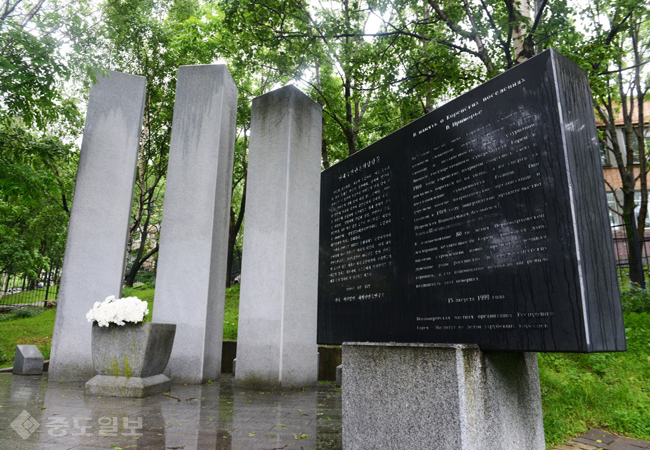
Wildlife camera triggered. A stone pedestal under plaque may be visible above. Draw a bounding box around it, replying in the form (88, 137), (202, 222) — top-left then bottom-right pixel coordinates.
(343, 343), (544, 450)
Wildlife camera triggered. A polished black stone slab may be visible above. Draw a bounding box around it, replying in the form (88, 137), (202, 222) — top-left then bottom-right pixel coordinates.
(317, 49), (626, 352)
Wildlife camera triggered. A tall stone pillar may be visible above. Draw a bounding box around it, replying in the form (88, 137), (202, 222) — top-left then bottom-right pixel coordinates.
(49, 71), (146, 381)
(235, 85), (322, 388)
(153, 65), (238, 384)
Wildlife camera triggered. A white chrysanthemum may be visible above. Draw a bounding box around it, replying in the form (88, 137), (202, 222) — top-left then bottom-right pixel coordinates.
(86, 295), (149, 327)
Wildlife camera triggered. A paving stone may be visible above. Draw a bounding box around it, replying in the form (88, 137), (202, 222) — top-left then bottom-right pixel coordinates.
(555, 443), (602, 450)
(583, 429), (618, 445)
(609, 441), (650, 450)
(574, 437), (610, 448)
(616, 437), (650, 448)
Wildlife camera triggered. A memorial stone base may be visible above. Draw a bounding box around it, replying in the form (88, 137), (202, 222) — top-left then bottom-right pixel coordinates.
(342, 343), (544, 450)
(85, 374), (171, 398)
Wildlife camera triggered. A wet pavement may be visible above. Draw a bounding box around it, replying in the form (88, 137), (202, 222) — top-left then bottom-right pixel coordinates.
(2, 372), (649, 449)
(0, 373), (342, 449)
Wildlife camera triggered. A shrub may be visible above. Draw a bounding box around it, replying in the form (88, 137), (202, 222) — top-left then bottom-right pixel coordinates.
(0, 307), (42, 322)
(620, 288), (650, 313)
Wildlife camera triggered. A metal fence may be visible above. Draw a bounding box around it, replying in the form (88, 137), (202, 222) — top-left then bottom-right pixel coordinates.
(610, 223), (650, 283)
(0, 267), (60, 311)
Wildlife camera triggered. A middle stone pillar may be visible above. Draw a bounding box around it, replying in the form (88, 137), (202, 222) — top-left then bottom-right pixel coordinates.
(153, 65), (238, 384)
(236, 85), (322, 388)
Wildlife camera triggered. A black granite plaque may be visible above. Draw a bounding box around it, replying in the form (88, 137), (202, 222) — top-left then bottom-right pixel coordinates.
(317, 49), (626, 352)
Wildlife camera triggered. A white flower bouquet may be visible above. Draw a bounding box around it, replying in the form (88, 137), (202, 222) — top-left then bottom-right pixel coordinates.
(86, 295), (149, 327)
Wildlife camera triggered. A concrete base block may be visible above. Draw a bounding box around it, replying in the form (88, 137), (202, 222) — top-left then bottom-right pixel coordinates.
(13, 345), (44, 375)
(336, 364), (342, 387)
(342, 343), (544, 450)
(85, 374), (172, 398)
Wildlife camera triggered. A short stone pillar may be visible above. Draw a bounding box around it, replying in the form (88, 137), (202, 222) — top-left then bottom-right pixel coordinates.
(342, 343), (545, 450)
(153, 65), (238, 384)
(13, 345), (44, 375)
(49, 71), (146, 381)
(235, 85), (322, 388)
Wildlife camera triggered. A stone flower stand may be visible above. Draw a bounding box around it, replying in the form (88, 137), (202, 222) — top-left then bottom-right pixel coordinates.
(85, 322), (176, 397)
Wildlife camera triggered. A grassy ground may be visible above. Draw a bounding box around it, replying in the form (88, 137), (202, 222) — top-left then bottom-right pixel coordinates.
(223, 284), (239, 340)
(0, 283), (649, 448)
(0, 285), (240, 368)
(119, 285), (240, 335)
(0, 308), (57, 365)
(540, 285), (650, 448)
(539, 311), (650, 447)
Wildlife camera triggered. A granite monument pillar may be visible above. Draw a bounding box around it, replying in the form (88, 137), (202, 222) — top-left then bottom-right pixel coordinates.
(49, 71), (146, 381)
(235, 85), (322, 388)
(153, 65), (238, 383)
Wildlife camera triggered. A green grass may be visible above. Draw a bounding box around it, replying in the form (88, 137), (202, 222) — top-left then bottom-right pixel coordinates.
(122, 285), (239, 335)
(539, 287), (650, 447)
(223, 284), (240, 340)
(0, 285), (241, 368)
(1, 283), (650, 449)
(539, 312), (650, 447)
(0, 308), (57, 366)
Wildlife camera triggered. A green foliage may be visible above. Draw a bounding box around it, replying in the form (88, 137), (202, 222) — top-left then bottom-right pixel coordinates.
(621, 288), (650, 313)
(0, 17), (64, 129)
(539, 312), (650, 447)
(0, 129), (75, 279)
(0, 197), (68, 277)
(0, 5), (648, 448)
(0, 0), (85, 286)
(134, 270), (157, 288)
(0, 0), (93, 131)
(558, 0), (650, 284)
(0, 307), (42, 321)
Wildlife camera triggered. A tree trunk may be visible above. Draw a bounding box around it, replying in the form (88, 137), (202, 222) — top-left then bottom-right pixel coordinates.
(124, 246), (159, 287)
(321, 115), (330, 168)
(633, 26), (647, 246)
(512, 0), (533, 63)
(623, 192), (645, 286)
(226, 176), (247, 288)
(1, 272), (8, 295)
(226, 129), (249, 287)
